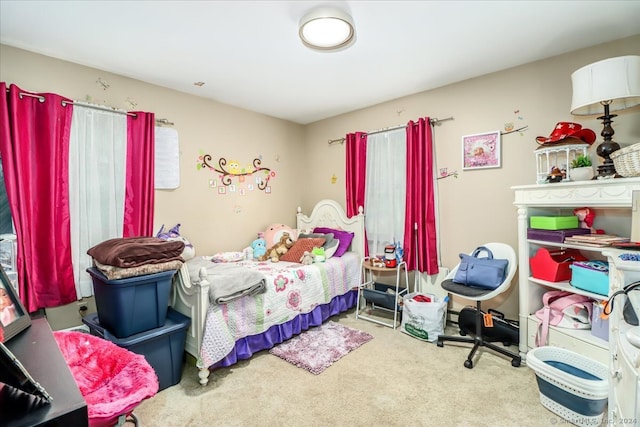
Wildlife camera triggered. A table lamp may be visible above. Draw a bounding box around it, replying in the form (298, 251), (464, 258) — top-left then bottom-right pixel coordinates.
(570, 55), (640, 177)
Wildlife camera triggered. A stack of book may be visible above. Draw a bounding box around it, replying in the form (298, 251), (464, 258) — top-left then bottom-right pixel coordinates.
(563, 234), (631, 247)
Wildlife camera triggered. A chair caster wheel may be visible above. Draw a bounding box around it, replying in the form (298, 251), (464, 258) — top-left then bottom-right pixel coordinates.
(464, 359), (473, 369)
(436, 340), (443, 347)
(459, 330), (466, 336)
(511, 358), (521, 367)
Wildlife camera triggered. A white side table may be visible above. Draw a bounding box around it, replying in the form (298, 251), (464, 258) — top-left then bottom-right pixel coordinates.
(355, 258), (409, 329)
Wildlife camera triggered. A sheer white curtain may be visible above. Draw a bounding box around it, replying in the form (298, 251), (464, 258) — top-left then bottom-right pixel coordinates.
(69, 104), (127, 297)
(364, 128), (406, 257)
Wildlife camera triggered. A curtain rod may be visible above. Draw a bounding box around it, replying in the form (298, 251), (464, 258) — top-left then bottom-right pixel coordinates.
(8, 90), (174, 126)
(328, 116), (454, 145)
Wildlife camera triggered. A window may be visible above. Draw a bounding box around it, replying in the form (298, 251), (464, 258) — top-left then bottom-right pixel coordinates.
(364, 128), (406, 257)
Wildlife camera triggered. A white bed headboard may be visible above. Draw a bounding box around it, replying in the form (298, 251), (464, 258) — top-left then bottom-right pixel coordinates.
(296, 199), (365, 260)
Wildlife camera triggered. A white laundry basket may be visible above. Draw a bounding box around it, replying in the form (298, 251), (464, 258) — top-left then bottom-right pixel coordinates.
(527, 346), (608, 426)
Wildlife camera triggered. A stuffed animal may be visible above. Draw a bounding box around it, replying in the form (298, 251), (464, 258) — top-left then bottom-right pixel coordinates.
(263, 224), (297, 248)
(546, 166), (565, 183)
(156, 223), (195, 260)
(251, 238), (267, 259)
(300, 251), (314, 265)
(573, 207), (604, 234)
(574, 207), (595, 229)
(259, 232), (294, 262)
(311, 246), (325, 263)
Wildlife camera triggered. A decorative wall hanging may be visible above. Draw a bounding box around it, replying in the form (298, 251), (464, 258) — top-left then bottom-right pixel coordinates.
(197, 153), (276, 193)
(501, 109), (529, 136)
(155, 127), (180, 189)
(437, 168), (458, 180)
(462, 130), (501, 170)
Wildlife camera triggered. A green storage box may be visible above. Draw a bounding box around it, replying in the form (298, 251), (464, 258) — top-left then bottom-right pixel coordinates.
(530, 216), (578, 230)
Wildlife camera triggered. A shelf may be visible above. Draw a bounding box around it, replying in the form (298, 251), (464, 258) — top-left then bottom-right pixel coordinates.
(526, 314), (609, 351)
(527, 239), (619, 253)
(528, 277), (609, 300)
(356, 259), (408, 329)
(362, 260), (406, 272)
(514, 179), (640, 423)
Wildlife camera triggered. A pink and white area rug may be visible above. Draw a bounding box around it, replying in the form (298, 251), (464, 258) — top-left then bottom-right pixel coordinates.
(269, 321), (373, 375)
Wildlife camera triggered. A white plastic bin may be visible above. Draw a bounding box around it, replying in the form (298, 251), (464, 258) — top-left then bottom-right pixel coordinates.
(527, 346), (608, 426)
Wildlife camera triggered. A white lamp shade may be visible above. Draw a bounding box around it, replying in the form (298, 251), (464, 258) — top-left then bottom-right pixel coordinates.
(570, 55), (640, 115)
(299, 8), (355, 51)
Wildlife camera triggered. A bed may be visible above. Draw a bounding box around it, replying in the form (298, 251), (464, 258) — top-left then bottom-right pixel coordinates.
(170, 199), (365, 385)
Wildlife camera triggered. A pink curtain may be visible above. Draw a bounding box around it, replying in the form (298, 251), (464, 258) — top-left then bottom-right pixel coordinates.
(124, 111), (155, 237)
(0, 83), (77, 311)
(403, 118), (439, 274)
(345, 132), (367, 218)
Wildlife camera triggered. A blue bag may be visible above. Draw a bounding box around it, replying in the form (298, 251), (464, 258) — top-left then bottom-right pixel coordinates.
(453, 246), (509, 289)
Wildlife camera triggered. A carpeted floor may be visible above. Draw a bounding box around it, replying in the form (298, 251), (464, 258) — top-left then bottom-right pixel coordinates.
(134, 309), (560, 426)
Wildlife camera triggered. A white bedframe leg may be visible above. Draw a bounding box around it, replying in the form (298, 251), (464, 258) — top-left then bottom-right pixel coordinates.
(198, 367), (210, 386)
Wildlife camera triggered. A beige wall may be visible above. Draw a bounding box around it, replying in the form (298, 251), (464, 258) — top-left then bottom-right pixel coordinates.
(0, 45), (306, 256)
(303, 35), (640, 316)
(2, 35), (639, 319)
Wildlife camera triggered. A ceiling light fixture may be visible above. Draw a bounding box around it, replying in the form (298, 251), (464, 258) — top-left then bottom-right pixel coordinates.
(298, 7), (355, 51)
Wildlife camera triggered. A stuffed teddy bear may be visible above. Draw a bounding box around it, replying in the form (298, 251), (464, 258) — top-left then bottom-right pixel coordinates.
(300, 251), (314, 265)
(251, 237), (267, 259)
(263, 224), (297, 248)
(259, 232), (294, 262)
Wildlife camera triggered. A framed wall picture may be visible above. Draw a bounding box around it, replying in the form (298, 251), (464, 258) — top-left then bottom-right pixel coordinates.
(0, 265), (30, 343)
(462, 130), (501, 170)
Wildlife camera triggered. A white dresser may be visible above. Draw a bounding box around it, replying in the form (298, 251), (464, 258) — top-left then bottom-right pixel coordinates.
(603, 253), (640, 425)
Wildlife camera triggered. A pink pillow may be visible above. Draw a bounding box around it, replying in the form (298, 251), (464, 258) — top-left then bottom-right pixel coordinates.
(313, 227), (354, 257)
(279, 238), (325, 263)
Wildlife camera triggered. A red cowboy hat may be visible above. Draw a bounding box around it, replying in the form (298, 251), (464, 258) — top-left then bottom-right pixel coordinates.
(536, 122), (596, 145)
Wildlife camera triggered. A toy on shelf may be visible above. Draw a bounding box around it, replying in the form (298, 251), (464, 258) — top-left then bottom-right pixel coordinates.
(534, 122), (595, 184)
(573, 207), (604, 234)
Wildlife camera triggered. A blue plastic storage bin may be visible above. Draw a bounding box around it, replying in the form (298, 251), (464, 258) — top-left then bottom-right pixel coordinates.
(527, 346), (608, 426)
(83, 307), (191, 391)
(87, 267), (176, 338)
(569, 261), (609, 296)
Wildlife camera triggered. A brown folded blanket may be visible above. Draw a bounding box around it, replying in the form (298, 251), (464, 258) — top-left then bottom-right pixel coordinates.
(87, 237), (185, 268)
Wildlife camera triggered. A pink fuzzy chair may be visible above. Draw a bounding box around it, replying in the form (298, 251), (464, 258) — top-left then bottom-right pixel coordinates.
(54, 331), (159, 427)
